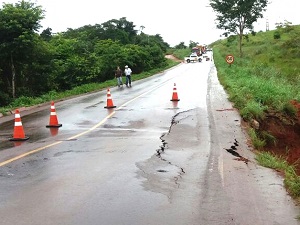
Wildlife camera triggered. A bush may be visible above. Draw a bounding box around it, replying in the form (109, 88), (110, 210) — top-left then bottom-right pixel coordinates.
(227, 35), (237, 44)
(274, 31), (281, 39)
(0, 92), (11, 106)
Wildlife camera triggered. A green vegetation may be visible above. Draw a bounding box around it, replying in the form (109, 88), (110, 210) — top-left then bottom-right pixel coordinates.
(172, 48), (191, 59)
(210, 0), (268, 56)
(1, 0), (299, 203)
(211, 24), (300, 199)
(0, 1), (170, 109)
(248, 128), (266, 149)
(211, 25), (300, 120)
(0, 59), (179, 115)
(256, 152), (300, 199)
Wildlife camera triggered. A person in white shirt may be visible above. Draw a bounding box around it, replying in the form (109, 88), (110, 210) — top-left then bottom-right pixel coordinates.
(124, 65), (132, 87)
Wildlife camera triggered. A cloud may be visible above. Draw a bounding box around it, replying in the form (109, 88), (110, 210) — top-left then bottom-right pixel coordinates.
(2, 0), (300, 46)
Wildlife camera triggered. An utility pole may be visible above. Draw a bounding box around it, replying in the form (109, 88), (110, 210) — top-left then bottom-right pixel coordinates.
(266, 19), (269, 31)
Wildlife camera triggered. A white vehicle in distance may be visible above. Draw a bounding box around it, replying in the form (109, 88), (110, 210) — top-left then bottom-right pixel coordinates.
(184, 52), (202, 63)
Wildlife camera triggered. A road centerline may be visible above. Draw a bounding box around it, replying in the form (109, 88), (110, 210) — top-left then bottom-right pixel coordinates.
(0, 82), (166, 167)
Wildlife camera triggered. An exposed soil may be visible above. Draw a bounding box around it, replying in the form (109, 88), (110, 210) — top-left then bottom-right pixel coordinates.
(165, 54), (183, 62)
(257, 100), (300, 175)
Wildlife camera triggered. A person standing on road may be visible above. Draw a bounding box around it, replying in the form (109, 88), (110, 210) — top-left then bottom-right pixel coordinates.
(124, 65), (132, 87)
(115, 66), (123, 88)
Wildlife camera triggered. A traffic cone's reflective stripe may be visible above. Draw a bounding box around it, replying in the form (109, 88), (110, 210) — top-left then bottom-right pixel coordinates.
(14, 113), (22, 126)
(14, 121), (22, 126)
(50, 104), (56, 114)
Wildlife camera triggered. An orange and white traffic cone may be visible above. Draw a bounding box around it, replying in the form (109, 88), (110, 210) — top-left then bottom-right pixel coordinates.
(9, 109), (29, 141)
(46, 101), (62, 128)
(104, 88), (116, 108)
(170, 83), (180, 101)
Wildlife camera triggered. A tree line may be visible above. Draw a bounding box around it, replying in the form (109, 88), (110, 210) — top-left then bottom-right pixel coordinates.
(0, 1), (170, 107)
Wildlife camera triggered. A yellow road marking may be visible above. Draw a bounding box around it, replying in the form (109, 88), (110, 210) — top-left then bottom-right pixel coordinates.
(0, 112), (115, 167)
(0, 141), (63, 167)
(0, 84), (163, 167)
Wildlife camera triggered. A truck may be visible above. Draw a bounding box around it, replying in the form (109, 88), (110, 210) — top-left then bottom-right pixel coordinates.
(184, 53), (202, 63)
(191, 45), (207, 56)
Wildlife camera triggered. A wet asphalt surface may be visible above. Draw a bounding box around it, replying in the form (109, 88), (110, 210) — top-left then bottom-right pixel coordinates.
(0, 56), (299, 225)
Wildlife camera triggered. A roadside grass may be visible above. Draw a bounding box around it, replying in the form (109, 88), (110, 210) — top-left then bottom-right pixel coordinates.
(248, 128), (266, 149)
(212, 48), (298, 120)
(172, 48), (191, 59)
(256, 151), (300, 201)
(212, 25), (300, 199)
(0, 59), (179, 116)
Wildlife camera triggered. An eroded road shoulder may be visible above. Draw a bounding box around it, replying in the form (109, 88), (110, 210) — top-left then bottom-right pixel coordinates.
(206, 64), (300, 224)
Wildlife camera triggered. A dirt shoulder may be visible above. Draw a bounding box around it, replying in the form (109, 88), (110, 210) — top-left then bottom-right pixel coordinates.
(165, 54), (183, 62)
(259, 101), (300, 175)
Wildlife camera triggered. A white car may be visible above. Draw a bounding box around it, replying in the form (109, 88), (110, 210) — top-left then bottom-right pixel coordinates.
(184, 53), (202, 63)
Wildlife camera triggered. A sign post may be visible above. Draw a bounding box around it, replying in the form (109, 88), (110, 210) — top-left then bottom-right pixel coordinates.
(225, 54), (234, 66)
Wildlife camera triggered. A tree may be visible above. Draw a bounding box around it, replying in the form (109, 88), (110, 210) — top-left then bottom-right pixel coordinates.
(189, 41), (199, 49)
(40, 27), (53, 41)
(0, 0), (44, 98)
(174, 42), (186, 49)
(209, 0), (268, 56)
(100, 17), (137, 45)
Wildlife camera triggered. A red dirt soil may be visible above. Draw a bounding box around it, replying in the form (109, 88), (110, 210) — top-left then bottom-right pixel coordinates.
(259, 100), (300, 175)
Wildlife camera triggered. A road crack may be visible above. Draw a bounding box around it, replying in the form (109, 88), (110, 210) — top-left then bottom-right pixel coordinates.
(224, 138), (251, 164)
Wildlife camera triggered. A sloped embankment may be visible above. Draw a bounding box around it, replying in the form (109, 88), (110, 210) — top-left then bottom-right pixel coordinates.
(259, 100), (300, 175)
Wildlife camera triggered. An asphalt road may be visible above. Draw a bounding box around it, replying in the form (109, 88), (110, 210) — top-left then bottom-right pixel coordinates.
(0, 56), (299, 225)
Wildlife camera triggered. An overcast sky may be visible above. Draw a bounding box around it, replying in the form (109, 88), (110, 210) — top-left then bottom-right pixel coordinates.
(2, 0), (300, 47)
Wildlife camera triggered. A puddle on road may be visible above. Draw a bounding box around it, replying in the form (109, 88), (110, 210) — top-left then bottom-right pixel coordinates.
(84, 101), (104, 109)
